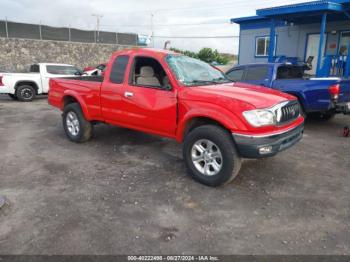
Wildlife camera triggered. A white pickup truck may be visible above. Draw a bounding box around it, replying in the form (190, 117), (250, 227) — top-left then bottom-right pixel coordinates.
(0, 63), (82, 102)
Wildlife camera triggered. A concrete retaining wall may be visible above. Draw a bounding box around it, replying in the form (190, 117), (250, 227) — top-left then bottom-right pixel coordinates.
(0, 38), (134, 72)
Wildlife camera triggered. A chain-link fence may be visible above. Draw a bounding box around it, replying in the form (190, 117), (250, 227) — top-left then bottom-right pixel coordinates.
(0, 20), (139, 45)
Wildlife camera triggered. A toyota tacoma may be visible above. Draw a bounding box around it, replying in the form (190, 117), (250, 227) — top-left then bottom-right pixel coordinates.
(48, 48), (304, 187)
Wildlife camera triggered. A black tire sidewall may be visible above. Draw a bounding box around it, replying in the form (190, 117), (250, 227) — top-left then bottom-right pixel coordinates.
(16, 85), (36, 102)
(8, 94), (18, 100)
(183, 125), (239, 187)
(63, 103), (87, 142)
(310, 112), (335, 121)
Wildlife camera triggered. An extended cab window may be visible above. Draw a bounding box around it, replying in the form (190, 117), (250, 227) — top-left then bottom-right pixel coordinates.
(130, 56), (168, 89)
(46, 65), (81, 75)
(244, 66), (269, 81)
(110, 55), (129, 84)
(226, 69), (244, 81)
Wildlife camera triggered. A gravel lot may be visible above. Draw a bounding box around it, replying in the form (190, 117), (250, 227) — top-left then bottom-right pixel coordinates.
(0, 95), (349, 255)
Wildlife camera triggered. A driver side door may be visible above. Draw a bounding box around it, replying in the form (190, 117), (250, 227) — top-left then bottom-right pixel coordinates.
(120, 55), (178, 137)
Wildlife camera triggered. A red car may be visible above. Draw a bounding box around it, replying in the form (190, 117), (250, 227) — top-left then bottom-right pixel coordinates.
(49, 48), (304, 187)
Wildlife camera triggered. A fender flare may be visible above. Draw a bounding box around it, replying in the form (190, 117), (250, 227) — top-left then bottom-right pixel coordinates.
(15, 80), (39, 93)
(286, 91), (307, 112)
(62, 90), (92, 120)
(176, 107), (245, 142)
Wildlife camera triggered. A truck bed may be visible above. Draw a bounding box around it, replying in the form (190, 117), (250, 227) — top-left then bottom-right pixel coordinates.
(49, 77), (103, 119)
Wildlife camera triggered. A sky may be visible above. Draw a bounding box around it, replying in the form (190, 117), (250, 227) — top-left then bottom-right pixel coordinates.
(1, 0), (308, 54)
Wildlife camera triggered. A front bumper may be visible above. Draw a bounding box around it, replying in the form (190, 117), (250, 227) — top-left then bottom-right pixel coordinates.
(336, 102), (350, 115)
(232, 123), (304, 159)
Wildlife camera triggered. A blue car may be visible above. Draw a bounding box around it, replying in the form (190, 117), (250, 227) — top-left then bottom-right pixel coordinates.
(226, 63), (350, 120)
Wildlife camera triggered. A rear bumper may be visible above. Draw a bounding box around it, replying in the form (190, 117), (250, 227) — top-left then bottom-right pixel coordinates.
(0, 86), (15, 94)
(336, 102), (350, 114)
(232, 123), (304, 159)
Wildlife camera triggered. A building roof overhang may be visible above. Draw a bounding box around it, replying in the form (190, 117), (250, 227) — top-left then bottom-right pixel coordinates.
(231, 0), (350, 26)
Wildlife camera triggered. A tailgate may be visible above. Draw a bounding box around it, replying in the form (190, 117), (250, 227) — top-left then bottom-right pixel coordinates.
(339, 80), (350, 103)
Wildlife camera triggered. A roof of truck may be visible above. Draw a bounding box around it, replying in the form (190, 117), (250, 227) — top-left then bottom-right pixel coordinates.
(113, 48), (178, 57)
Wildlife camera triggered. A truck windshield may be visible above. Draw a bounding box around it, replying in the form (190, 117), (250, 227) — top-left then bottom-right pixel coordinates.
(166, 55), (231, 86)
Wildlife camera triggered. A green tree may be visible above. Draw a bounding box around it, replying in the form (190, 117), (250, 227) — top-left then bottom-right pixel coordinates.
(170, 47), (229, 65)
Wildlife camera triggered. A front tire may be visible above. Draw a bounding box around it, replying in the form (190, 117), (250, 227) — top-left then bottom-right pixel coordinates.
(63, 103), (92, 143)
(16, 85), (36, 102)
(183, 125), (241, 187)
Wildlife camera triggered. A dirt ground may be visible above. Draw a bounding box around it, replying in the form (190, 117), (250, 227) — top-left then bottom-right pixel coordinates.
(0, 95), (349, 255)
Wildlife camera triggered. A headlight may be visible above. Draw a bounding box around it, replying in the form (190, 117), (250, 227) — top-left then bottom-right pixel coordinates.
(243, 109), (276, 127)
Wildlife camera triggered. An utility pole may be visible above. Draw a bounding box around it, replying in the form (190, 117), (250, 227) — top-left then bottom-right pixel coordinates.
(5, 17), (9, 38)
(39, 20), (42, 40)
(151, 13), (154, 48)
(92, 14), (103, 43)
(164, 40), (171, 50)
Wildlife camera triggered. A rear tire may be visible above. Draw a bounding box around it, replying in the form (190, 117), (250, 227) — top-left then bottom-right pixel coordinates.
(8, 94), (18, 100)
(310, 111), (335, 121)
(62, 103), (92, 143)
(16, 85), (36, 102)
(183, 125), (241, 187)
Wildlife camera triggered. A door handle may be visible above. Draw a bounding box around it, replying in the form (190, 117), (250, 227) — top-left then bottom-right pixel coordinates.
(124, 91), (134, 98)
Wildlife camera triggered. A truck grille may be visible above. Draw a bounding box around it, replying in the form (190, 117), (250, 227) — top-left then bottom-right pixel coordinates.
(276, 101), (300, 125)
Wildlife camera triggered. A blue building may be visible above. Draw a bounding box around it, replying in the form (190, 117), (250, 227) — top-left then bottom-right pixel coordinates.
(231, 0), (350, 77)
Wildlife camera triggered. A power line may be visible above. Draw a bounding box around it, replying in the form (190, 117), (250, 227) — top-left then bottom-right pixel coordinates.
(94, 0), (305, 16)
(100, 22), (231, 28)
(153, 35), (239, 39)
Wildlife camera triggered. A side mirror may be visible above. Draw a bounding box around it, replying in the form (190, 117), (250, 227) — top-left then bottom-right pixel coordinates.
(162, 76), (172, 90)
(165, 83), (172, 91)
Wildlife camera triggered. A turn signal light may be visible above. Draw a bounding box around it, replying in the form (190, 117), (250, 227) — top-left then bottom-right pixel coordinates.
(329, 84), (340, 100)
(0, 76), (3, 86)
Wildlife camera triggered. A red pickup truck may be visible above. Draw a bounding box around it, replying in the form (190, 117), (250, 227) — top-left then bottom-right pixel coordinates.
(48, 48), (304, 187)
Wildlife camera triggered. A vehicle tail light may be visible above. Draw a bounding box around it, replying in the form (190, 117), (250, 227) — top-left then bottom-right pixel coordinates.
(0, 76), (3, 86)
(329, 84), (340, 100)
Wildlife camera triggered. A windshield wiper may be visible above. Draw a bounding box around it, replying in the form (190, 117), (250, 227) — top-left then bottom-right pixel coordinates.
(212, 77), (233, 83)
(184, 78), (232, 86)
(184, 80), (217, 86)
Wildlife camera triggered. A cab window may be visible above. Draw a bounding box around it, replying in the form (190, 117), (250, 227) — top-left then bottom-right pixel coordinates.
(130, 56), (169, 89)
(276, 66), (304, 79)
(30, 64), (40, 73)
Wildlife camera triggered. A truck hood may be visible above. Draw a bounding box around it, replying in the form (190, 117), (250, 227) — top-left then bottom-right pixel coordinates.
(181, 82), (296, 109)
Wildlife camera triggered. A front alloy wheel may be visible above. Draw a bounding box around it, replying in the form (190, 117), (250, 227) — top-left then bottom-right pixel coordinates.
(191, 139), (223, 176)
(183, 125), (241, 187)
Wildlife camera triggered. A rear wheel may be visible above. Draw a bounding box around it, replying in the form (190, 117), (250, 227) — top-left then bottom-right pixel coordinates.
(62, 103), (92, 143)
(16, 85), (36, 102)
(183, 125), (241, 187)
(8, 94), (18, 100)
(310, 111), (336, 121)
